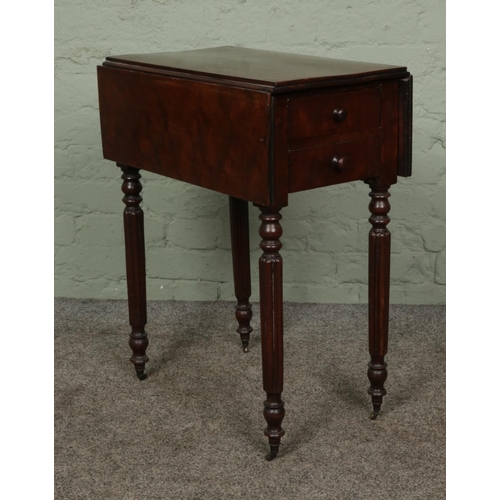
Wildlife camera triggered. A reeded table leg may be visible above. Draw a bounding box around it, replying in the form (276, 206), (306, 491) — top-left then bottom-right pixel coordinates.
(257, 206), (285, 461)
(367, 181), (391, 418)
(119, 164), (149, 380)
(229, 196), (253, 352)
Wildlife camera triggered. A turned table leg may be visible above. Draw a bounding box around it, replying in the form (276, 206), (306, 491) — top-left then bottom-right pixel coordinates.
(257, 206), (285, 460)
(119, 164), (149, 381)
(367, 181), (391, 418)
(229, 196), (253, 352)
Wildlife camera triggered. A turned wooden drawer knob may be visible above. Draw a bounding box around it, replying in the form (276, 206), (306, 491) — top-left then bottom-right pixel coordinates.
(332, 108), (348, 122)
(331, 155), (350, 170)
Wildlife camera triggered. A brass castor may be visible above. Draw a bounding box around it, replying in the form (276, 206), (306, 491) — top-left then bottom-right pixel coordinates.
(266, 443), (280, 461)
(242, 340), (249, 353)
(370, 403), (381, 420)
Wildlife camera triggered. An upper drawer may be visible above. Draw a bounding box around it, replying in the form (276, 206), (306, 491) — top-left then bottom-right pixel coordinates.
(288, 86), (382, 141)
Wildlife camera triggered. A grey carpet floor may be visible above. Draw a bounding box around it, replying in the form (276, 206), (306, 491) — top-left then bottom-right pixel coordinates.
(55, 299), (445, 499)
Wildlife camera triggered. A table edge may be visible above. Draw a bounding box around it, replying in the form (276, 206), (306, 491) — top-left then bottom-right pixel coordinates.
(101, 60), (409, 94)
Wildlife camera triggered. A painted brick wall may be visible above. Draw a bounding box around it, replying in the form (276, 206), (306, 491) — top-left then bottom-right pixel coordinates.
(55, 0), (445, 304)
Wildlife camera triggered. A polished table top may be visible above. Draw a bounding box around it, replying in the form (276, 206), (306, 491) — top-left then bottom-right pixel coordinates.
(104, 45), (408, 91)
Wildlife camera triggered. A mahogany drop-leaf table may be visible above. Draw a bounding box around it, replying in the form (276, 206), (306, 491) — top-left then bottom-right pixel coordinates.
(97, 46), (413, 461)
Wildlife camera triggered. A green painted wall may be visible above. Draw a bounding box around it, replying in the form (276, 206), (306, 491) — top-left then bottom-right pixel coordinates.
(55, 0), (445, 304)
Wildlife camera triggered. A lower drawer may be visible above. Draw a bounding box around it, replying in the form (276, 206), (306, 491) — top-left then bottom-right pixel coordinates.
(288, 135), (381, 192)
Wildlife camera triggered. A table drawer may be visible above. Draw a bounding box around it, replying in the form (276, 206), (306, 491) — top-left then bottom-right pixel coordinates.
(288, 135), (381, 192)
(288, 87), (381, 141)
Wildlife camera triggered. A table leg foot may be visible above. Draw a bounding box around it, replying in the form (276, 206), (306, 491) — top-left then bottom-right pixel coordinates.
(368, 358), (387, 417)
(266, 446), (279, 461)
(266, 431), (285, 462)
(129, 328), (149, 380)
(263, 398), (285, 460)
(235, 304), (252, 351)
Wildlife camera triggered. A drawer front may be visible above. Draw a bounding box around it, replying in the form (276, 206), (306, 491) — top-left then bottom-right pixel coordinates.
(288, 87), (382, 141)
(288, 135), (381, 192)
